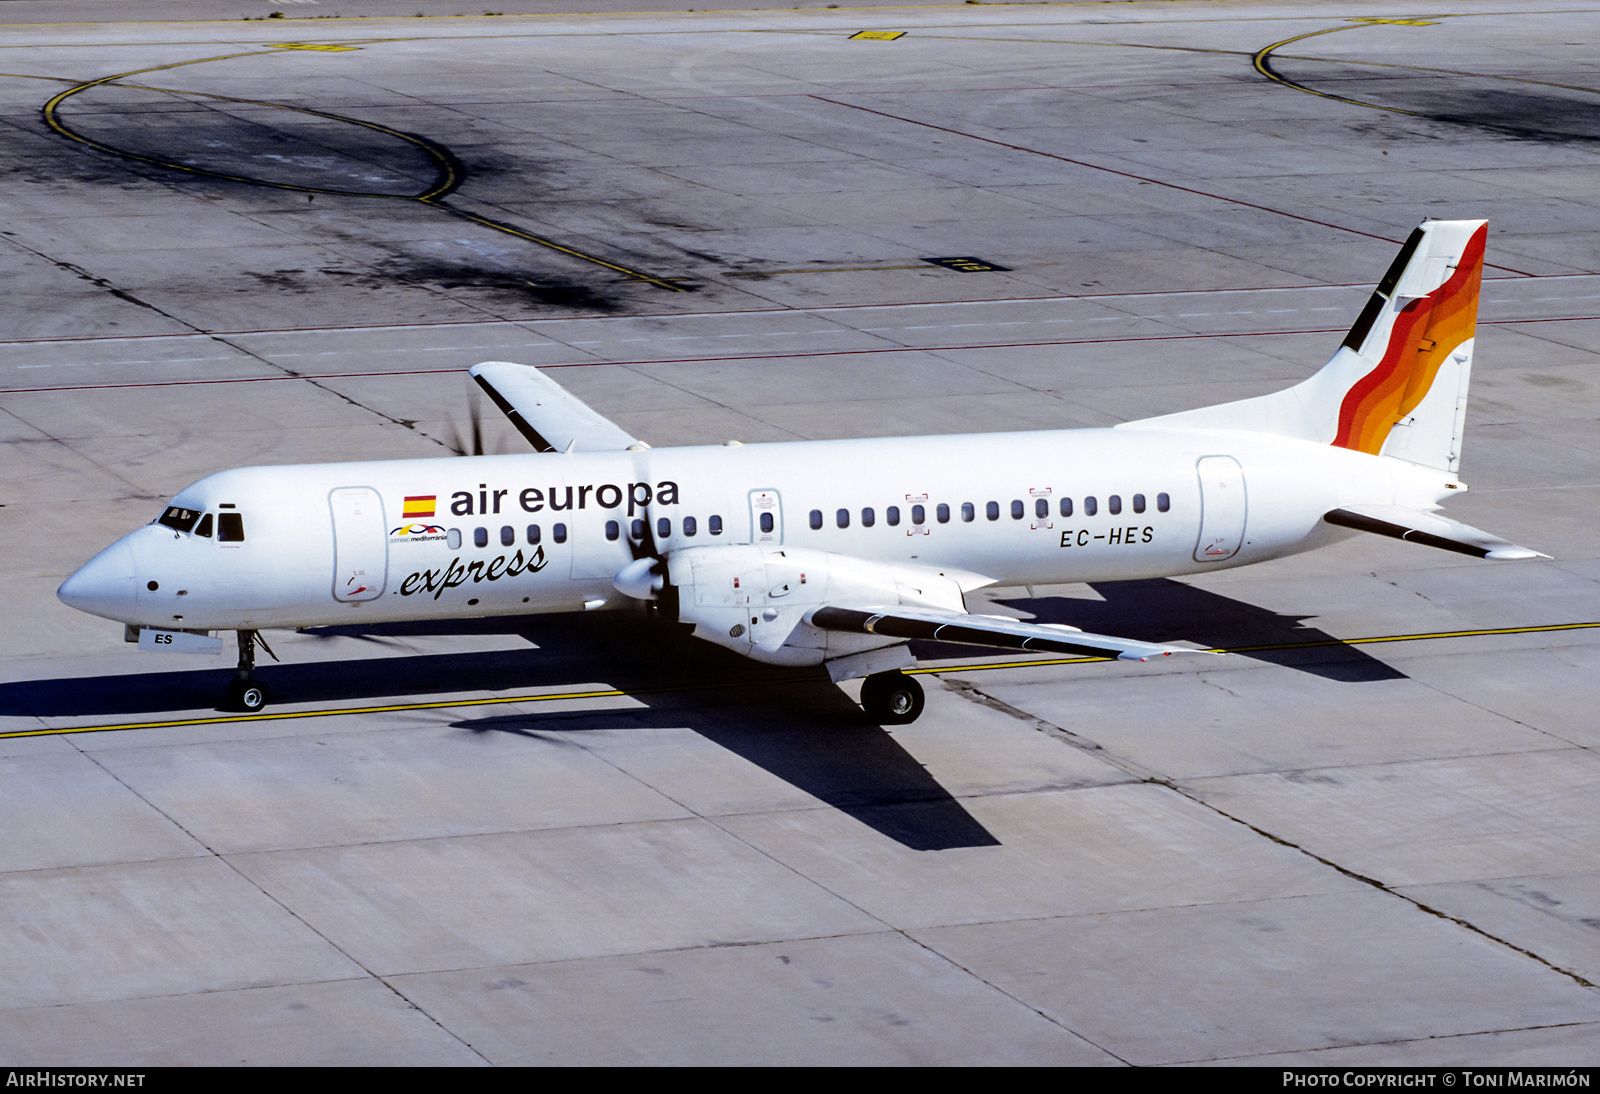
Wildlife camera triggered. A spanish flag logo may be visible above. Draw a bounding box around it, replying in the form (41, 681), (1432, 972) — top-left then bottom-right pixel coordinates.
(403, 495), (436, 519)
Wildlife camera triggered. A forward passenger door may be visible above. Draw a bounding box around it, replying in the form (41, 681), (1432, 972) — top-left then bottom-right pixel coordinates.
(330, 486), (388, 601)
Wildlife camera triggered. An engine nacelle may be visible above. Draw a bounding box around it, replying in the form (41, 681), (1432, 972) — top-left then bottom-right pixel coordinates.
(664, 544), (971, 667)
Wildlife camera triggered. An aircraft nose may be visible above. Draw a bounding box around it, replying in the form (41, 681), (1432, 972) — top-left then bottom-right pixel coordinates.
(58, 539), (138, 621)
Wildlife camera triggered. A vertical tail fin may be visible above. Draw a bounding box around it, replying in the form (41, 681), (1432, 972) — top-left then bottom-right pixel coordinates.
(1123, 220), (1487, 474)
(1331, 220), (1485, 471)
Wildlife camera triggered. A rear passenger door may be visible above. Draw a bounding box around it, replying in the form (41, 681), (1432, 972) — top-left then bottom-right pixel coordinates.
(1193, 456), (1247, 562)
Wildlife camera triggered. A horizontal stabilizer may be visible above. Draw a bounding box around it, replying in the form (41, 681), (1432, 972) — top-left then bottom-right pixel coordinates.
(471, 361), (644, 453)
(1324, 505), (1546, 560)
(807, 605), (1213, 662)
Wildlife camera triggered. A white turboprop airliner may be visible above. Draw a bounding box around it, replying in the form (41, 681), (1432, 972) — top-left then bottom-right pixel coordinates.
(59, 219), (1541, 722)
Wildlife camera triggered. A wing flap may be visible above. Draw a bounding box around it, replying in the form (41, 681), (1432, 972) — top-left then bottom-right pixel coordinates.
(471, 361), (644, 453)
(1324, 505), (1546, 560)
(808, 605), (1212, 662)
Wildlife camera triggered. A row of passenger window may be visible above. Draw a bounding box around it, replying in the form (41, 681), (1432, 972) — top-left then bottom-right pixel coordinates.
(468, 515), (726, 549)
(468, 524), (567, 550)
(465, 490), (1172, 549)
(605, 515), (724, 542)
(808, 493), (1171, 530)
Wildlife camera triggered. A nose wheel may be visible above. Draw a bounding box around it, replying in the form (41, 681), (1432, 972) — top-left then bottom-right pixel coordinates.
(225, 629), (271, 713)
(226, 677), (268, 713)
(859, 670), (925, 725)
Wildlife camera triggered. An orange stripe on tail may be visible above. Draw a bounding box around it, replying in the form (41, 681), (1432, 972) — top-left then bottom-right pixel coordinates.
(1333, 224), (1486, 455)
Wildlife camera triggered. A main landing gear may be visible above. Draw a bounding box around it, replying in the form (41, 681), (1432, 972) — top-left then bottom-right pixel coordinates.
(859, 670), (925, 725)
(225, 629), (271, 713)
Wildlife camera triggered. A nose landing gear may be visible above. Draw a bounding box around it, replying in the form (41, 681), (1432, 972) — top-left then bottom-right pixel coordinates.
(225, 629), (272, 713)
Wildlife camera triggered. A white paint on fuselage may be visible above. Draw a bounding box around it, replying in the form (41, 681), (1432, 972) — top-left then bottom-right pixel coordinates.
(71, 425), (1459, 635)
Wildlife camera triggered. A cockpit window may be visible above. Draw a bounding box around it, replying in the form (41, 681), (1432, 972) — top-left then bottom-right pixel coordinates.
(158, 506), (200, 533)
(218, 513), (245, 542)
(195, 513), (214, 538)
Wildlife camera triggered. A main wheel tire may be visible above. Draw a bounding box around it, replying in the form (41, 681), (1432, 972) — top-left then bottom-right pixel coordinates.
(859, 670), (925, 725)
(226, 678), (268, 713)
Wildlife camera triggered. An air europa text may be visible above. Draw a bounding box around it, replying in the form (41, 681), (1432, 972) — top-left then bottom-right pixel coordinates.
(449, 481), (680, 516)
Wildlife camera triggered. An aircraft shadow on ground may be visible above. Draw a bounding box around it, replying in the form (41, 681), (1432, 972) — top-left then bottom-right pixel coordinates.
(2, 613), (998, 851)
(453, 703), (1001, 852)
(984, 578), (1407, 683)
(5, 581), (1392, 848)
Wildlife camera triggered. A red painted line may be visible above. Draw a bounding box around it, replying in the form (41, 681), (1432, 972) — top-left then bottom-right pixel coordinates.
(0, 276), (1584, 349)
(809, 95), (1543, 278)
(1486, 314), (1600, 326)
(418, 82), (1223, 108)
(1, 329), (1343, 394)
(6, 314), (1593, 395)
(0, 289), (1337, 345)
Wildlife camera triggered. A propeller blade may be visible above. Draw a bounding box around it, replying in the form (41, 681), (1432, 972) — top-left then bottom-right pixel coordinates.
(469, 388), (485, 456)
(445, 386), (490, 456)
(630, 509), (658, 562)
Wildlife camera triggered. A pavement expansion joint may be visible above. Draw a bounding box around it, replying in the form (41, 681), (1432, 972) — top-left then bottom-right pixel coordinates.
(947, 665), (1600, 996)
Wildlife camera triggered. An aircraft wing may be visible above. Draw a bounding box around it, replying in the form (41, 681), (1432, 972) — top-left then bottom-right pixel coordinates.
(471, 361), (646, 453)
(806, 605), (1214, 662)
(1324, 505), (1546, 560)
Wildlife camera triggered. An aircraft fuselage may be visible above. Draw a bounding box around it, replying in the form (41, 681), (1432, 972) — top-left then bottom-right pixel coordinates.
(62, 425), (1459, 634)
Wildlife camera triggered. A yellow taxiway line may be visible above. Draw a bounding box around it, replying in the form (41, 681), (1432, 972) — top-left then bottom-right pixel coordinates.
(6, 620), (1597, 740)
